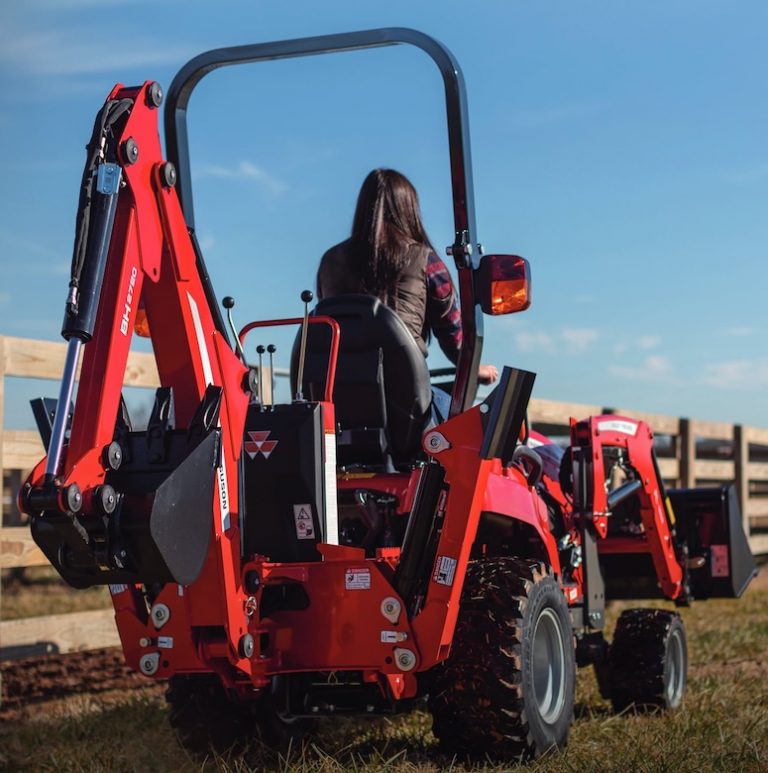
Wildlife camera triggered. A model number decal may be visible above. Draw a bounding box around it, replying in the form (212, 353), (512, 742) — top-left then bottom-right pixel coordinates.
(119, 266), (138, 336)
(597, 419), (638, 436)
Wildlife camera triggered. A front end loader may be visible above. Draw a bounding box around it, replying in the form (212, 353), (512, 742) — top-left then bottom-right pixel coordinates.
(21, 29), (757, 761)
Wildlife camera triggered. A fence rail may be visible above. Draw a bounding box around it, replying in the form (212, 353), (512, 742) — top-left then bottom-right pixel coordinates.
(2, 333), (767, 662)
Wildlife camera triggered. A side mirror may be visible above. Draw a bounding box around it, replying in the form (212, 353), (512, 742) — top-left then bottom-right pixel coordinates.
(476, 254), (532, 315)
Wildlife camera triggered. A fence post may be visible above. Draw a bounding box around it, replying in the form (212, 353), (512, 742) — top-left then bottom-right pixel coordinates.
(0, 336), (5, 704)
(679, 418), (695, 488)
(733, 424), (750, 539)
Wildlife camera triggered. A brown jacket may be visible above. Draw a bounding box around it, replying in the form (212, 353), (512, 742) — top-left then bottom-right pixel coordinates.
(316, 239), (431, 357)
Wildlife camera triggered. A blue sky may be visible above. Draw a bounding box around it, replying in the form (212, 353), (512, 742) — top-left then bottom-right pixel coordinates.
(0, 0), (766, 430)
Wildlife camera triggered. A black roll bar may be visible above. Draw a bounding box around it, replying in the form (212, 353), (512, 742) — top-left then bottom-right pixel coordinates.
(164, 27), (482, 414)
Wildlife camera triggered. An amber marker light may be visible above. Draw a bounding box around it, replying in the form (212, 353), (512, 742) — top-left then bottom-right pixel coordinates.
(134, 305), (151, 338)
(477, 254), (532, 316)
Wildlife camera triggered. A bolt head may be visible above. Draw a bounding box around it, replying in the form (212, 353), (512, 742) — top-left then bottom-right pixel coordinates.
(394, 647), (416, 671)
(238, 633), (255, 659)
(146, 81), (164, 108)
(122, 138), (139, 165)
(160, 162), (177, 188)
(139, 653), (160, 675)
(244, 571), (261, 593)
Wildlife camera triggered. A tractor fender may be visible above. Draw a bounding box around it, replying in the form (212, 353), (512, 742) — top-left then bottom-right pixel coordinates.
(480, 465), (561, 574)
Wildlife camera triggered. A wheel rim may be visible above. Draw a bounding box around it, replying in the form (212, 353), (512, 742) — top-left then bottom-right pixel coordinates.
(532, 607), (566, 724)
(665, 628), (685, 707)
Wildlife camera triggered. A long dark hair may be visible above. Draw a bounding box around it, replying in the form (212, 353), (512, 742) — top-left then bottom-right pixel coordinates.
(350, 169), (433, 296)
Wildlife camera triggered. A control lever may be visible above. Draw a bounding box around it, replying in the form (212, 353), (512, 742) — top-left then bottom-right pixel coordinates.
(256, 345), (265, 405)
(295, 290), (313, 401)
(222, 296), (248, 365)
(267, 344), (276, 402)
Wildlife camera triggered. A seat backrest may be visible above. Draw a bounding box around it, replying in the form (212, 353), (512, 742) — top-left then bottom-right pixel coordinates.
(291, 295), (432, 467)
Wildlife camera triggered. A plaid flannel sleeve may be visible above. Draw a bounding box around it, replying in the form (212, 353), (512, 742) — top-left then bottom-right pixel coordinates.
(426, 251), (462, 364)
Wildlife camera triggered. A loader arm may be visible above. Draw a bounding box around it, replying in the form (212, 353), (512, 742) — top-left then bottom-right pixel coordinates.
(569, 415), (684, 599)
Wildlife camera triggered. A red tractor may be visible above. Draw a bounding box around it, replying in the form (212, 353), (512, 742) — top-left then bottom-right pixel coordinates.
(21, 29), (756, 760)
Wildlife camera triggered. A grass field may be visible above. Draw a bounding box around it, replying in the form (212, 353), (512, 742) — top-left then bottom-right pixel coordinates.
(1, 566), (767, 772)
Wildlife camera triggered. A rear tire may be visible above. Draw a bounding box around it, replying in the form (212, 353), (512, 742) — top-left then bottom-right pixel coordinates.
(428, 557), (575, 761)
(608, 608), (687, 712)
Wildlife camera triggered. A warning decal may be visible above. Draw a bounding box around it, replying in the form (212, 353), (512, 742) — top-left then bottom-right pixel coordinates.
(433, 555), (458, 587)
(345, 568), (371, 590)
(293, 504), (315, 540)
(710, 544), (730, 578)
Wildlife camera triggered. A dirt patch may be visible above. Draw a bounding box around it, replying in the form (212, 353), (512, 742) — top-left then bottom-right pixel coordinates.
(693, 654), (768, 681)
(0, 647), (165, 722)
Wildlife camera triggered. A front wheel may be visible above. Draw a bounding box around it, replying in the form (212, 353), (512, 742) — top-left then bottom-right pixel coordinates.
(428, 557), (576, 761)
(608, 608), (688, 712)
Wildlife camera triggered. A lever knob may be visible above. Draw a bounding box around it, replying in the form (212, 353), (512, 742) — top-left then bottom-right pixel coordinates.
(222, 296), (235, 309)
(300, 290), (313, 304)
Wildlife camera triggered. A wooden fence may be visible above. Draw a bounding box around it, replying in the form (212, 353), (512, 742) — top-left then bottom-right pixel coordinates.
(1, 333), (767, 660)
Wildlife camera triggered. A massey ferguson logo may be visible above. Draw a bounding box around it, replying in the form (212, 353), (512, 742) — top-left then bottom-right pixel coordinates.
(245, 430), (278, 460)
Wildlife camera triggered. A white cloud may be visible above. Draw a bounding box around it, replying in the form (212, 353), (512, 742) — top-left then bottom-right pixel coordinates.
(561, 327), (598, 353)
(514, 331), (556, 353)
(610, 335), (660, 354)
(703, 360), (768, 389)
(194, 162), (288, 195)
(609, 355), (673, 382)
(197, 233), (215, 252)
(0, 28), (190, 76)
(725, 326), (753, 337)
(638, 335), (661, 349)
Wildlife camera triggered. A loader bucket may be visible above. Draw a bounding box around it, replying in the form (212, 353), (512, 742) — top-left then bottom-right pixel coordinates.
(668, 484), (758, 598)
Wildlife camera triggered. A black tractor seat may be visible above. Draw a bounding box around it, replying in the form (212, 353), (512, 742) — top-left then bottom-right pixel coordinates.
(291, 294), (432, 470)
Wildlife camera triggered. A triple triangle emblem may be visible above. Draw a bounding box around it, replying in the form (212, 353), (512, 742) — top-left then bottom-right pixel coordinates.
(244, 430), (279, 460)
